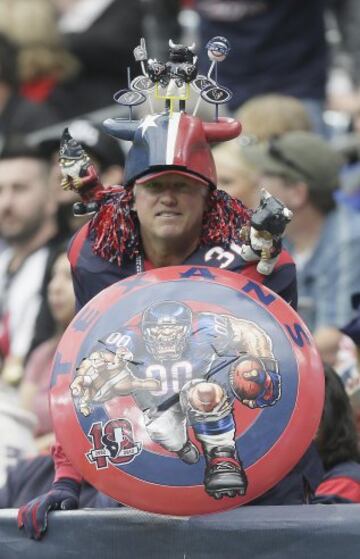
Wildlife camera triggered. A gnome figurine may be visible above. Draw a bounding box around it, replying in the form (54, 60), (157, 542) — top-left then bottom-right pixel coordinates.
(59, 128), (104, 215)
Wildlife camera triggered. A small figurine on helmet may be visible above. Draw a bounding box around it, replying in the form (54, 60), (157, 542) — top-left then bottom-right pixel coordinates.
(147, 39), (198, 111)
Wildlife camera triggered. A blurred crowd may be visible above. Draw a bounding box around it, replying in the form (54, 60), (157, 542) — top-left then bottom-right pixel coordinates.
(0, 0), (360, 506)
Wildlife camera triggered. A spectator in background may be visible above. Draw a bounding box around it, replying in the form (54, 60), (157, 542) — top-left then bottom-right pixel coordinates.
(31, 118), (125, 238)
(334, 293), (360, 436)
(315, 325), (360, 431)
(242, 130), (360, 333)
(328, 127), (360, 212)
(235, 94), (313, 143)
(50, 0), (145, 118)
(143, 0), (181, 60)
(0, 373), (37, 488)
(212, 141), (260, 209)
(0, 246), (117, 505)
(19, 247), (75, 452)
(0, 33), (58, 140)
(0, 0), (79, 121)
(24, 119), (125, 356)
(213, 94), (314, 209)
(314, 364), (360, 503)
(326, 0), (360, 118)
(194, 0), (328, 133)
(0, 141), (60, 386)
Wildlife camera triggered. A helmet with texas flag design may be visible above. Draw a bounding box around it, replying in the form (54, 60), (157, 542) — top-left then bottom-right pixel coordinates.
(102, 111), (241, 188)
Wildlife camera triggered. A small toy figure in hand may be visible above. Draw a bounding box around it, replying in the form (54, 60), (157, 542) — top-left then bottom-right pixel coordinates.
(59, 128), (103, 216)
(240, 189), (293, 275)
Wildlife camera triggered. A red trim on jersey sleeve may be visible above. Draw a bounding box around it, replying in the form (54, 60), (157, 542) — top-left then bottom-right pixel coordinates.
(240, 249), (294, 284)
(316, 477), (360, 503)
(274, 249), (294, 268)
(240, 262), (266, 283)
(68, 223), (90, 268)
(52, 442), (83, 483)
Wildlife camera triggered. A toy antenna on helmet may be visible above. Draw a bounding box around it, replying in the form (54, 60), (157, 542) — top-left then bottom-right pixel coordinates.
(111, 35), (233, 121)
(59, 34), (242, 213)
(100, 35), (241, 188)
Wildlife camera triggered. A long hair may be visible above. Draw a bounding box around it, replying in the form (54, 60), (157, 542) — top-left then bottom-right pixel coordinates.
(316, 364), (360, 471)
(89, 187), (251, 266)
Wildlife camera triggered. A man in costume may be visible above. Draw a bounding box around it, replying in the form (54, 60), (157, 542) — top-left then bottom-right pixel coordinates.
(18, 40), (323, 540)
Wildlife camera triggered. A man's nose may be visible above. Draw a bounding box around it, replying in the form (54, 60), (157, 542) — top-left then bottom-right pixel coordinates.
(0, 188), (13, 210)
(159, 188), (178, 204)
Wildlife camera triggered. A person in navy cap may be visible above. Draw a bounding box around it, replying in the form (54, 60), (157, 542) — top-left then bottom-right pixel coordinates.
(17, 37), (324, 540)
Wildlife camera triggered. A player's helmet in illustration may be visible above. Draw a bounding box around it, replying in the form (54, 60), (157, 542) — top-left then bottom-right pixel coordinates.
(142, 301), (193, 361)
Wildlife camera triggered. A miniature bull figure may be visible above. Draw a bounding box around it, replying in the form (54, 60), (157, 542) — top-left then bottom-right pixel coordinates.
(240, 189), (293, 275)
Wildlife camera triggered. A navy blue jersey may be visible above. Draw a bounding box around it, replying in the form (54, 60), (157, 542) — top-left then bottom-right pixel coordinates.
(68, 223), (297, 312)
(195, 0), (327, 111)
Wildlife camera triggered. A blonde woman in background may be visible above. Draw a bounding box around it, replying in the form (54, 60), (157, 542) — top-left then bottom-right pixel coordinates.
(213, 94), (314, 208)
(212, 141), (261, 209)
(0, 0), (79, 86)
(235, 94), (313, 142)
(0, 0), (79, 118)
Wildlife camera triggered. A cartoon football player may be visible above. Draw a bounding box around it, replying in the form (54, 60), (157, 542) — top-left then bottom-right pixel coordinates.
(70, 300), (281, 499)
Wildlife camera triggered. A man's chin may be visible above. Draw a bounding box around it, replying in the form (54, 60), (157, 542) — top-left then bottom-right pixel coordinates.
(0, 227), (39, 244)
(155, 225), (184, 239)
(0, 230), (23, 243)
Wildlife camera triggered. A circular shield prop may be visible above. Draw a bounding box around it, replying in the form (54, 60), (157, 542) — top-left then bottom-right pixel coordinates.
(50, 266), (324, 515)
(113, 89), (146, 106)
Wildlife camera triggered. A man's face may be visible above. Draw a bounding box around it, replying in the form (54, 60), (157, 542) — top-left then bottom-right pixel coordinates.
(133, 174), (208, 246)
(0, 157), (53, 243)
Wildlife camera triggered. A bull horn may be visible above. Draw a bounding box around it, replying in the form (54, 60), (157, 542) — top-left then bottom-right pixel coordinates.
(169, 39), (176, 48)
(283, 208), (293, 219)
(260, 188), (271, 199)
(203, 117), (241, 143)
(188, 42), (196, 51)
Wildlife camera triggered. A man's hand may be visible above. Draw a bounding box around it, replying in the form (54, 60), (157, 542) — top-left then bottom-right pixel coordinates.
(17, 478), (80, 540)
(60, 163), (99, 195)
(249, 227), (274, 255)
(61, 174), (85, 192)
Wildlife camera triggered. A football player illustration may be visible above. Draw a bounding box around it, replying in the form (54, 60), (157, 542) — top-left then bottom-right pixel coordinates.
(70, 301), (281, 499)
